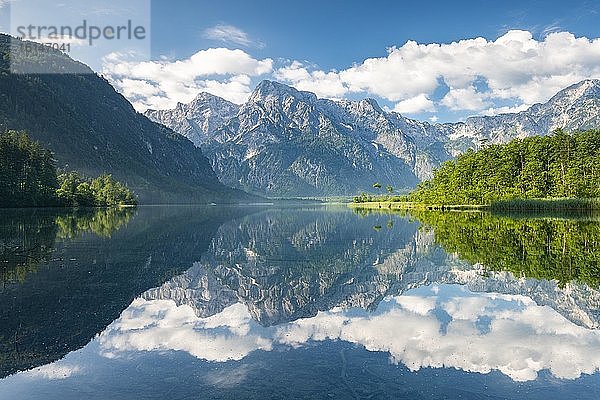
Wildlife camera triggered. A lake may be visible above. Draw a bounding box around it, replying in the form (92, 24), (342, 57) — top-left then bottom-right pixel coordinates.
(1, 205), (600, 399)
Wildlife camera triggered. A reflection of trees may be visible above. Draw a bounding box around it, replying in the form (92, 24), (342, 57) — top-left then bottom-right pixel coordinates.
(409, 210), (600, 287)
(55, 207), (135, 239)
(0, 206), (252, 379)
(0, 208), (135, 285)
(0, 212), (57, 285)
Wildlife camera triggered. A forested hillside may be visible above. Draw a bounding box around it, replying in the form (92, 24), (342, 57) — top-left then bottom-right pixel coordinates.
(409, 130), (600, 205)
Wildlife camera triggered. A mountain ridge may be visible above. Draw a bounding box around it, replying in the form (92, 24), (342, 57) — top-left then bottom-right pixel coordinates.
(446, 78), (600, 149)
(146, 79), (600, 197)
(147, 80), (440, 196)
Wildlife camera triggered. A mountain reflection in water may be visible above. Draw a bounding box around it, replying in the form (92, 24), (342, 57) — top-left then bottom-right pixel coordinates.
(2, 206), (600, 399)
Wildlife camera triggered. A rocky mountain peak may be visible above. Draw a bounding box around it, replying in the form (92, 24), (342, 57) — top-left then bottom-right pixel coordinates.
(144, 78), (600, 197)
(249, 80), (318, 104)
(332, 97), (385, 117)
(144, 91), (239, 146)
(361, 98), (384, 113)
(546, 79), (600, 109)
(189, 91), (237, 107)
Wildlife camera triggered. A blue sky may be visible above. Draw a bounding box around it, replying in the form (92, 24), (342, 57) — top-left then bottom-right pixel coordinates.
(3, 0), (600, 122)
(150, 0), (600, 70)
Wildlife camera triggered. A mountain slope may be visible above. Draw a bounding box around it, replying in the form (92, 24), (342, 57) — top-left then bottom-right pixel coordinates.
(145, 93), (240, 147)
(209, 81), (429, 196)
(145, 79), (600, 197)
(0, 35), (252, 204)
(147, 81), (447, 197)
(443, 79), (600, 151)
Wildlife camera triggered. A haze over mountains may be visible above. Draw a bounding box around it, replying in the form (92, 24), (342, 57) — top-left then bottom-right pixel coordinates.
(147, 79), (600, 197)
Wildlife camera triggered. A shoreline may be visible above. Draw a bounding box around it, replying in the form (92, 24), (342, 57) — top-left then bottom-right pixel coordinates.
(349, 198), (600, 213)
(348, 202), (488, 211)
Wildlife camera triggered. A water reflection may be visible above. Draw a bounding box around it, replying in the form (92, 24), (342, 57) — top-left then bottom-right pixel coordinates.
(55, 207), (135, 239)
(0, 206), (253, 377)
(409, 210), (600, 287)
(101, 284), (600, 382)
(2, 207), (600, 399)
(144, 209), (600, 330)
(92, 208), (600, 382)
(1, 208), (135, 284)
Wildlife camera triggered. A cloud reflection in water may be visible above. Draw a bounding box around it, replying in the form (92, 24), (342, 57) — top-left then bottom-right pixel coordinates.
(98, 284), (600, 382)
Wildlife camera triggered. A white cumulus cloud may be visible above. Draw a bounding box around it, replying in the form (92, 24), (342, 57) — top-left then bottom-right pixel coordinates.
(99, 299), (272, 362)
(103, 30), (600, 117)
(392, 93), (436, 114)
(274, 30), (600, 116)
(273, 61), (347, 98)
(97, 286), (600, 383)
(102, 48), (272, 110)
(22, 363), (82, 380)
(441, 86), (489, 111)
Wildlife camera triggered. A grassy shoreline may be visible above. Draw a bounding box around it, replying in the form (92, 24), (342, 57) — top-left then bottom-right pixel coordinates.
(348, 201), (487, 211)
(349, 198), (600, 212)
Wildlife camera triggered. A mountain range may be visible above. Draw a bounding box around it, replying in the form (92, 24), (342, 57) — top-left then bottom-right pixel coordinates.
(147, 79), (600, 197)
(2, 33), (598, 201)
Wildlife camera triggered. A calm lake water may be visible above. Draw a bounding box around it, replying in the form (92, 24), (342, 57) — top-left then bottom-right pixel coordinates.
(1, 205), (600, 399)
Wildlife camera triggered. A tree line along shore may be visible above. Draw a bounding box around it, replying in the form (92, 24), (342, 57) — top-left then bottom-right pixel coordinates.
(352, 130), (600, 212)
(0, 130), (137, 208)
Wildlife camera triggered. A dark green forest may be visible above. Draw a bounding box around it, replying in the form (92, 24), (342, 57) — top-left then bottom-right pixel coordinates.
(0, 130), (137, 207)
(56, 172), (137, 207)
(409, 130), (600, 205)
(0, 130), (57, 206)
